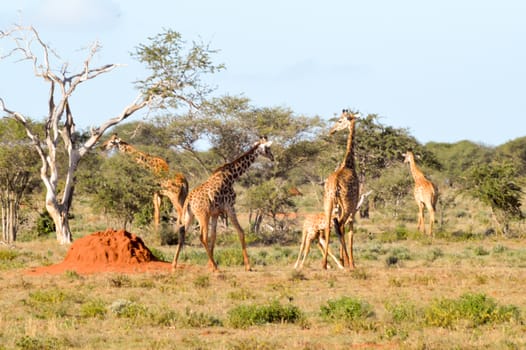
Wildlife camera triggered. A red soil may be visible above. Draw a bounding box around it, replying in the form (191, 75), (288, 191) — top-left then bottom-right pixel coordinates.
(26, 229), (172, 275)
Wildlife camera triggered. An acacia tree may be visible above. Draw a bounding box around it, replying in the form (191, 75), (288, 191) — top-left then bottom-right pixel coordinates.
(465, 160), (523, 235)
(0, 25), (222, 244)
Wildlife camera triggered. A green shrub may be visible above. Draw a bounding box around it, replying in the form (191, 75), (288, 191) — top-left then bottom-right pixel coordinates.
(0, 249), (18, 261)
(80, 299), (107, 319)
(390, 246), (412, 260)
(149, 247), (170, 262)
(320, 296), (374, 329)
(424, 293), (520, 328)
(215, 247), (244, 266)
(110, 299), (149, 319)
(15, 335), (63, 350)
(227, 300), (303, 328)
(35, 210), (55, 238)
(0, 249), (22, 270)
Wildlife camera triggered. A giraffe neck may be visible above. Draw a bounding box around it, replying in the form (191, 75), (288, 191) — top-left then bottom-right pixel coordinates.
(341, 118), (357, 170)
(215, 144), (260, 182)
(117, 142), (168, 175)
(408, 159), (426, 182)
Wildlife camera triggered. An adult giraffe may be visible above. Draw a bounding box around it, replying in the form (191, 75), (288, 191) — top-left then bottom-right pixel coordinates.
(172, 136), (274, 272)
(403, 151), (438, 236)
(102, 134), (188, 229)
(322, 109), (360, 270)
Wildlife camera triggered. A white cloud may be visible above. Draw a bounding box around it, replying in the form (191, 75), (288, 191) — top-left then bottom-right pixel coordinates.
(27, 0), (121, 30)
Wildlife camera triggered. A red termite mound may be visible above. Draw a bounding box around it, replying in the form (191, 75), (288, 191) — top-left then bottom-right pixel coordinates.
(26, 229), (172, 275)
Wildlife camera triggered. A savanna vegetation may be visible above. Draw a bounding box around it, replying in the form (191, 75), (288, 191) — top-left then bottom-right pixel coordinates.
(1, 25), (525, 349)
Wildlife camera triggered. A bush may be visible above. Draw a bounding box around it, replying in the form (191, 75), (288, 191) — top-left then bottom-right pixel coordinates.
(320, 296), (375, 329)
(110, 299), (149, 319)
(35, 211), (55, 237)
(424, 293), (521, 328)
(215, 247), (245, 266)
(80, 299), (107, 319)
(227, 300), (303, 328)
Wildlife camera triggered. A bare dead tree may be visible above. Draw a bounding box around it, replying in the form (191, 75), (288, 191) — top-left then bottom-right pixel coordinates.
(0, 25), (221, 243)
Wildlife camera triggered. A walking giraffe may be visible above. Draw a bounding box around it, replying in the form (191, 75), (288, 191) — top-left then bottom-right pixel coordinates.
(172, 136), (274, 272)
(322, 109), (360, 270)
(102, 134), (188, 229)
(403, 151), (438, 235)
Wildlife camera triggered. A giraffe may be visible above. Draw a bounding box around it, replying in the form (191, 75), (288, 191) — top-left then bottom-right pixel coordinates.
(172, 136), (274, 272)
(102, 134), (188, 229)
(322, 109), (360, 270)
(294, 212), (343, 270)
(403, 151), (438, 235)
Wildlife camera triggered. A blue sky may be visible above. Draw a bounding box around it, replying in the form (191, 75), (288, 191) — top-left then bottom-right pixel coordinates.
(1, 0), (525, 146)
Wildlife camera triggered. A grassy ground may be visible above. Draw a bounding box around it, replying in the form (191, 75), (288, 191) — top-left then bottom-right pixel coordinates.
(1, 229), (525, 349)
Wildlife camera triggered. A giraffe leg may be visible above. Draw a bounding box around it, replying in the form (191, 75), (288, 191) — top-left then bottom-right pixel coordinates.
(346, 218), (356, 269)
(294, 228), (309, 269)
(208, 216), (219, 269)
(153, 192), (161, 231)
(427, 203), (435, 236)
(226, 208), (251, 271)
(334, 218), (351, 269)
(321, 205), (334, 270)
(300, 235), (313, 268)
(318, 237), (344, 269)
(417, 202), (425, 233)
(196, 213), (218, 272)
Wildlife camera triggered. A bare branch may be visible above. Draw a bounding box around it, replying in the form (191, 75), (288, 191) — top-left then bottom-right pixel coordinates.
(79, 93), (152, 156)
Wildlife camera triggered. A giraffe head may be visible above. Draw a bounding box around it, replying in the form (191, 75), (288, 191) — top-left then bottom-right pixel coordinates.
(402, 151), (415, 164)
(329, 109), (360, 135)
(101, 133), (122, 151)
(254, 136), (274, 161)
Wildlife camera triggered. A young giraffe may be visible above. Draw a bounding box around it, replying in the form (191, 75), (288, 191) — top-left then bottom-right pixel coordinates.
(295, 190), (372, 270)
(172, 136), (274, 272)
(403, 151), (438, 235)
(322, 109), (360, 270)
(294, 212), (343, 270)
(102, 134), (188, 228)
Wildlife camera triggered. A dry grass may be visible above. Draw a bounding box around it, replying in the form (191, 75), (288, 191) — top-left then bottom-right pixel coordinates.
(1, 232), (525, 350)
